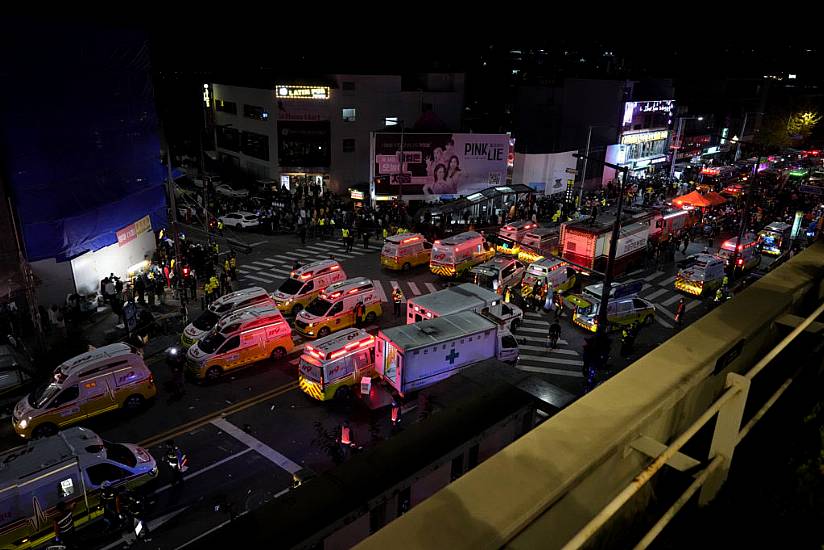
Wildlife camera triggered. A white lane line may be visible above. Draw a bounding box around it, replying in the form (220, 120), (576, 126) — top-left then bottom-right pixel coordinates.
(516, 326), (550, 334)
(645, 288), (669, 300)
(251, 260), (279, 267)
(659, 275), (678, 286)
(408, 282), (421, 296)
(100, 508), (192, 550)
(521, 319), (549, 327)
(238, 268), (253, 274)
(517, 364), (584, 378)
(152, 448), (254, 496)
(424, 283), (438, 293)
(390, 281), (400, 290)
(644, 271), (665, 282)
(517, 335), (569, 345)
(245, 274), (276, 283)
(654, 304), (676, 320)
(642, 283), (652, 291)
(685, 300), (701, 312)
(519, 345), (578, 355)
(524, 312), (545, 319)
(519, 354), (584, 366)
(211, 417), (302, 474)
(656, 317), (674, 329)
(308, 241), (340, 249)
(662, 294), (683, 306)
(373, 279), (388, 303)
(248, 240), (267, 247)
(265, 268), (292, 276)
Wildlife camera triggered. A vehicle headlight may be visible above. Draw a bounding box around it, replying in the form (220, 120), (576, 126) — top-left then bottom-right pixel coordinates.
(18, 418), (28, 430)
(309, 323), (314, 327)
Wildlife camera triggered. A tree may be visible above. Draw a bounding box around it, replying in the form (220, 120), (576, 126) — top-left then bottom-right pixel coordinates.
(787, 111), (822, 140)
(755, 115), (792, 150)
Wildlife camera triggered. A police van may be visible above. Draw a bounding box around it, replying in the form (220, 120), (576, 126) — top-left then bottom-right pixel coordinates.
(297, 328), (376, 401)
(0, 427), (157, 549)
(380, 233), (432, 271)
(181, 286), (273, 348)
(272, 259), (347, 315)
(186, 305), (293, 382)
(294, 277), (383, 338)
(12, 343), (156, 439)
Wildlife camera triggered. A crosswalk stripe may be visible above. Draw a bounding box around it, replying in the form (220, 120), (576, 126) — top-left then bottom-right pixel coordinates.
(308, 241), (340, 249)
(685, 300), (701, 312)
(245, 274), (275, 283)
(238, 268), (252, 274)
(659, 275), (678, 286)
(524, 312), (544, 319)
(302, 245), (331, 253)
(389, 281), (400, 290)
(519, 345), (578, 356)
(645, 288), (669, 300)
(407, 282), (421, 296)
(514, 326), (546, 334)
(662, 294), (683, 306)
(654, 305), (676, 320)
(264, 268), (292, 276)
(425, 283), (438, 293)
(516, 335), (569, 345)
(519, 354), (584, 366)
(372, 280), (388, 303)
(281, 252), (305, 259)
(644, 271), (665, 282)
(521, 319), (550, 327)
(517, 365), (583, 378)
(642, 283), (652, 291)
(251, 261), (279, 267)
(656, 317), (674, 329)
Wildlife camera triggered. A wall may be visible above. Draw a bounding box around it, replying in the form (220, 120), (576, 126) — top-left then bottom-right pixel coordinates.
(70, 228), (156, 296)
(30, 259), (75, 308)
(512, 151), (578, 195)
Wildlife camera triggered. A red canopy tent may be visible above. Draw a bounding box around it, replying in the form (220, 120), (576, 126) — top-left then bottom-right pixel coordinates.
(673, 191), (712, 208)
(704, 191), (727, 206)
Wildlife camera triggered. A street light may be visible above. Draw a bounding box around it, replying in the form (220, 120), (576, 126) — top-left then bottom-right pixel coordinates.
(669, 115), (703, 182)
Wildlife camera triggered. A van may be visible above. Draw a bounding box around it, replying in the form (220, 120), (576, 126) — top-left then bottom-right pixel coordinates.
(12, 343), (156, 439)
(430, 231), (495, 277)
(570, 295), (656, 332)
(520, 258), (576, 298)
(294, 277), (383, 338)
(717, 232), (761, 271)
(298, 328), (376, 401)
(272, 259), (347, 315)
(0, 427), (157, 550)
(582, 279), (644, 301)
(380, 233), (432, 271)
(757, 221), (792, 256)
(470, 256), (526, 293)
(181, 286), (274, 348)
(186, 305), (293, 382)
(497, 221), (538, 255)
(518, 226), (559, 263)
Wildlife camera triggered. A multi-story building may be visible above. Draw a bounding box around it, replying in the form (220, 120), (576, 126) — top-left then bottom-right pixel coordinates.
(209, 74), (465, 195)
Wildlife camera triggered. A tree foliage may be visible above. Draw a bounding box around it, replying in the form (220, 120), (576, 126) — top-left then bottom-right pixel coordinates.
(787, 111), (822, 139)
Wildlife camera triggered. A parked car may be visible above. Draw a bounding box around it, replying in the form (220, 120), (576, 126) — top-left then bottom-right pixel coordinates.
(215, 184), (250, 198)
(220, 211), (260, 229)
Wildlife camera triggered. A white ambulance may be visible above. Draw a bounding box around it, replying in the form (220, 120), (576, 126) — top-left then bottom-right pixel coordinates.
(294, 277), (383, 338)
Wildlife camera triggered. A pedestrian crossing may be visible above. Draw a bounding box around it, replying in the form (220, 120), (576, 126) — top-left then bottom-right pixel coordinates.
(634, 270), (710, 328)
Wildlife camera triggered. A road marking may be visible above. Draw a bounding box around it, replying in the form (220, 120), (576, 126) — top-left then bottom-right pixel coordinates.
(642, 283), (652, 291)
(238, 268), (252, 274)
(517, 334), (569, 345)
(251, 260), (279, 267)
(654, 304), (676, 321)
(99, 507), (192, 550)
(659, 275), (678, 287)
(645, 288), (669, 300)
(425, 283), (438, 293)
(211, 417), (302, 474)
(308, 241), (340, 249)
(302, 245), (332, 253)
(151, 448), (255, 496)
(519, 354), (584, 366)
(685, 300), (701, 312)
(408, 282), (421, 295)
(373, 279), (388, 303)
(662, 294), (683, 306)
(521, 318), (549, 327)
(514, 326), (547, 334)
(389, 280), (400, 290)
(519, 345), (578, 355)
(248, 241), (267, 247)
(656, 317), (674, 329)
(245, 274), (276, 283)
(517, 364), (584, 378)
(266, 268), (292, 276)
(524, 312), (544, 319)
(344, 248), (367, 256)
(644, 271), (665, 282)
(281, 252), (304, 259)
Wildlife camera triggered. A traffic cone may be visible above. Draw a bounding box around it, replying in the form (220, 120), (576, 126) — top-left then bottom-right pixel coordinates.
(340, 423), (351, 446)
(391, 403), (401, 426)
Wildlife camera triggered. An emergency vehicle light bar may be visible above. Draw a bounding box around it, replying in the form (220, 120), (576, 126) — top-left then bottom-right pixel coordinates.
(401, 236), (420, 244)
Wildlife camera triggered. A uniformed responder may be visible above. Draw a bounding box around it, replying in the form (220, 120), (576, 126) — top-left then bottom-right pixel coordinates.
(209, 274), (220, 299)
(504, 286), (512, 303)
(341, 227), (350, 252)
(165, 440), (188, 487)
(715, 288), (724, 302)
(392, 287), (405, 317)
(217, 219), (224, 234)
(354, 302), (365, 327)
(223, 258), (230, 277)
(552, 209), (562, 223)
(53, 500), (76, 547)
(383, 227), (389, 241)
(100, 481), (123, 530)
(229, 253), (237, 280)
(319, 217), (326, 238)
(674, 297), (686, 327)
(722, 275), (729, 287)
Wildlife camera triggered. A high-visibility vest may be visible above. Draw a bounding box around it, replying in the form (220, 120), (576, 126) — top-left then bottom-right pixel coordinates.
(342, 228), (350, 238)
(319, 218), (325, 226)
(383, 228), (389, 239)
(217, 220), (224, 230)
(230, 257), (236, 268)
(224, 260), (230, 272)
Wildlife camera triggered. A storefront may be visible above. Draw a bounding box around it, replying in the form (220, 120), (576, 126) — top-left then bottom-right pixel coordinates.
(603, 99), (674, 183)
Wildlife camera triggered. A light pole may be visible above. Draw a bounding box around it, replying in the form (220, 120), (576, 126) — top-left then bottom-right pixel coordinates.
(733, 111), (764, 162)
(577, 125), (615, 208)
(669, 116), (703, 181)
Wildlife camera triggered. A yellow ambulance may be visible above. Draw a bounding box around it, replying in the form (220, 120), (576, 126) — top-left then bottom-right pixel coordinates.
(297, 328), (376, 401)
(271, 259), (346, 315)
(294, 277), (382, 338)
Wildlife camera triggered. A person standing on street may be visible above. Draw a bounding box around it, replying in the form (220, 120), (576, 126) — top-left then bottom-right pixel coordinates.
(362, 227), (371, 249)
(229, 253), (237, 280)
(354, 302), (365, 328)
(548, 320), (561, 349)
(392, 287), (405, 317)
(674, 298), (686, 327)
(53, 500), (76, 548)
(165, 440), (188, 488)
(341, 227), (350, 253)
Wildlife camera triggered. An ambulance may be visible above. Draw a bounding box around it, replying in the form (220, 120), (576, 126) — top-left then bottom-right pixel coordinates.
(297, 328), (376, 401)
(294, 277), (383, 338)
(497, 221), (538, 255)
(470, 256), (526, 293)
(757, 222), (792, 256)
(181, 286), (273, 348)
(272, 259), (346, 315)
(674, 254), (727, 296)
(520, 258), (576, 298)
(429, 231), (495, 277)
(518, 226), (560, 263)
(186, 305), (293, 381)
(716, 232), (761, 271)
(380, 233), (432, 271)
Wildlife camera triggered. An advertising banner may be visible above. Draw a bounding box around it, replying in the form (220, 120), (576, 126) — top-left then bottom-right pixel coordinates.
(373, 133), (508, 196)
(116, 215), (152, 247)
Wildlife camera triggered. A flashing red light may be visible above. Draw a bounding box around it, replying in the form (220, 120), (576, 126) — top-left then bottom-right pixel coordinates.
(330, 265), (340, 271)
(330, 291), (342, 299)
(330, 349), (347, 360)
(503, 226), (514, 231)
(300, 273), (312, 280)
(737, 258), (744, 266)
(348, 288), (359, 295)
(434, 240), (441, 245)
(738, 245), (743, 251)
(401, 236), (420, 244)
(182, 267), (190, 277)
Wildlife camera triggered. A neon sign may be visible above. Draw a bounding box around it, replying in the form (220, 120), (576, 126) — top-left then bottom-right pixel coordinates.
(275, 85), (330, 100)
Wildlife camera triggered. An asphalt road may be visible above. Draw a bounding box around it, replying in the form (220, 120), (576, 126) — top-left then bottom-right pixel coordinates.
(2, 224), (777, 549)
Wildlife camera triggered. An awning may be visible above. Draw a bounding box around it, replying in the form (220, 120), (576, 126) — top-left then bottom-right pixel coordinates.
(704, 191), (727, 206)
(672, 191), (712, 208)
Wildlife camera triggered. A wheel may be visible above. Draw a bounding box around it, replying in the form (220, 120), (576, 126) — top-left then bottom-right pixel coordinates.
(124, 394), (145, 410)
(365, 311), (377, 324)
(235, 223), (243, 230)
(512, 318), (521, 330)
(644, 315), (654, 326)
(291, 304), (303, 316)
(271, 347), (287, 360)
(334, 386), (351, 402)
(318, 326), (331, 338)
(402, 262), (411, 272)
(205, 366), (223, 381)
(32, 423), (57, 439)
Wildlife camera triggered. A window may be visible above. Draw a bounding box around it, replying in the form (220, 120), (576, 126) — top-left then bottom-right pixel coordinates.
(342, 138), (356, 153)
(342, 108), (356, 122)
(244, 104), (269, 120)
(218, 335), (240, 354)
(329, 302), (343, 315)
(86, 463), (131, 486)
(217, 126), (240, 152)
(53, 386), (79, 407)
(450, 455), (464, 481)
(215, 99), (237, 114)
(397, 487), (411, 517)
(633, 299), (648, 310)
(342, 81), (355, 91)
(385, 117), (398, 126)
(241, 131), (270, 161)
(301, 280), (314, 293)
(501, 335), (518, 349)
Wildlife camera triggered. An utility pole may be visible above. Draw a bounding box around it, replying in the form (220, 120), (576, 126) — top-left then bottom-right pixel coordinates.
(397, 121), (405, 204)
(577, 126), (593, 209)
(162, 126), (183, 275)
(669, 117), (685, 182)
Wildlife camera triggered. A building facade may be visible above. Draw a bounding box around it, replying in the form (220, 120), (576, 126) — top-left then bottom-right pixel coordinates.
(210, 74), (465, 196)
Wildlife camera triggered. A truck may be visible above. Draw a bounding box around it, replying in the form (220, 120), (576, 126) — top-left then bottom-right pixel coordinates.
(407, 283), (523, 329)
(375, 311), (519, 396)
(560, 217), (649, 276)
(674, 253), (727, 296)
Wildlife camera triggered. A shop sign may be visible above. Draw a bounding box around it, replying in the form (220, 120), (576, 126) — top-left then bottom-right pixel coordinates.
(350, 190), (365, 200)
(116, 215), (152, 247)
(621, 130), (669, 145)
(275, 85), (330, 100)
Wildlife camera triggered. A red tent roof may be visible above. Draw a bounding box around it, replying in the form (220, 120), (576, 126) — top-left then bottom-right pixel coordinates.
(673, 191), (712, 208)
(704, 191), (727, 206)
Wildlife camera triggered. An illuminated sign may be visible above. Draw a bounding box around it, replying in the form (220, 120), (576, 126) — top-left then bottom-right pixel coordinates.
(620, 130), (669, 145)
(350, 190), (365, 200)
(275, 85), (330, 100)
(202, 84), (210, 108)
(623, 100), (675, 125)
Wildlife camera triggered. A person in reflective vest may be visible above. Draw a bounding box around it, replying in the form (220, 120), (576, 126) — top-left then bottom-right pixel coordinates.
(341, 227), (350, 252)
(165, 440), (188, 487)
(209, 275), (220, 299)
(229, 254), (237, 280)
(392, 287), (405, 317)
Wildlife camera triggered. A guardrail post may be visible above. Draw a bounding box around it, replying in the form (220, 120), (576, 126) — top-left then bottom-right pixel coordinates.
(699, 372), (749, 505)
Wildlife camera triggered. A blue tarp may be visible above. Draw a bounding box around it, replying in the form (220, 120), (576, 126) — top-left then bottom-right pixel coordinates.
(0, 21), (167, 262)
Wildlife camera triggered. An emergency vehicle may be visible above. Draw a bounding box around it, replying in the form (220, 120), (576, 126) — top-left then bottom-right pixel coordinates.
(674, 254), (727, 296)
(470, 256), (526, 293)
(497, 221), (538, 255)
(297, 329), (376, 401)
(406, 283), (500, 324)
(560, 218), (649, 276)
(272, 259), (346, 315)
(757, 222), (792, 256)
(380, 233), (432, 271)
(294, 277), (382, 338)
(520, 258), (576, 298)
(518, 226), (560, 263)
(181, 286), (273, 348)
(717, 232), (761, 271)
(570, 295), (656, 332)
(429, 232), (495, 277)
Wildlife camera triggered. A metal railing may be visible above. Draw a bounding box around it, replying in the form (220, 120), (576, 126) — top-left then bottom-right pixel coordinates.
(561, 299), (824, 550)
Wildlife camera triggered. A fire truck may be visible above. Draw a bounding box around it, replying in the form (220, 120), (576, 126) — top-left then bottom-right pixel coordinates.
(559, 217), (649, 276)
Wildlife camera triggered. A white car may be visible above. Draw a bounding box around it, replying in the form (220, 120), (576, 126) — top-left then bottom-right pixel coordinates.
(220, 212), (260, 229)
(215, 184), (249, 198)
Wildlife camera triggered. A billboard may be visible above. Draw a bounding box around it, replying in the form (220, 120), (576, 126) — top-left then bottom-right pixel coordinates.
(373, 133), (508, 196)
